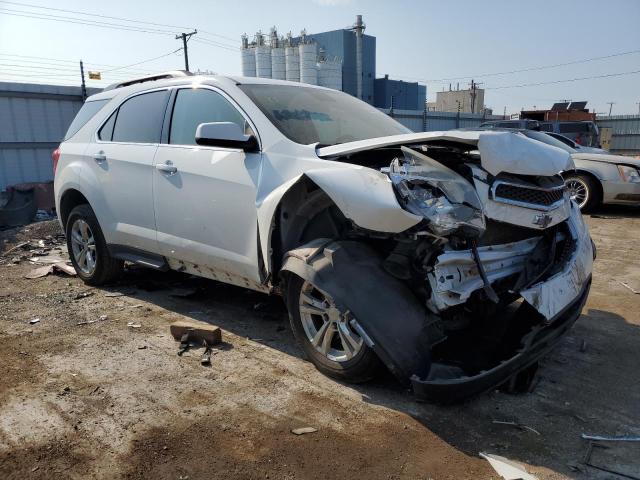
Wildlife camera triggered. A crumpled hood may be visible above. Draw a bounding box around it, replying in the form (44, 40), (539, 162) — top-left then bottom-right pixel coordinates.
(316, 130), (574, 177)
(477, 132), (574, 176)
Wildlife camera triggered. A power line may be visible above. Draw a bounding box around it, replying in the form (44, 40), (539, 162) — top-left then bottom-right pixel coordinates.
(0, 8), (176, 35)
(0, 0), (238, 46)
(0, 0), (195, 31)
(192, 38), (237, 52)
(396, 48), (640, 84)
(486, 69), (640, 90)
(101, 48), (183, 72)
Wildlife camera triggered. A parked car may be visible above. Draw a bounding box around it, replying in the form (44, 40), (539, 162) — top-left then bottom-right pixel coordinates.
(543, 132), (606, 154)
(480, 120), (600, 147)
(519, 131), (640, 210)
(54, 72), (594, 402)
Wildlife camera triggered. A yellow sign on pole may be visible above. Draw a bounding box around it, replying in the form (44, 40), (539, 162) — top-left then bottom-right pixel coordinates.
(88, 71), (101, 80)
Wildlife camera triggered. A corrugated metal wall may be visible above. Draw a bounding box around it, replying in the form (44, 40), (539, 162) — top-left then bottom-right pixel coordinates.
(0, 82), (100, 191)
(596, 115), (640, 155)
(379, 108), (504, 132)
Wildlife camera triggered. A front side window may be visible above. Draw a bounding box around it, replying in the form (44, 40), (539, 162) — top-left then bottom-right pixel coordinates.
(64, 99), (109, 140)
(238, 84), (410, 146)
(169, 88), (250, 146)
(111, 90), (168, 143)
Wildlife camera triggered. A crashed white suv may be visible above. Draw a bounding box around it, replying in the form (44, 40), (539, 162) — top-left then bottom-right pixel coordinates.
(54, 72), (594, 401)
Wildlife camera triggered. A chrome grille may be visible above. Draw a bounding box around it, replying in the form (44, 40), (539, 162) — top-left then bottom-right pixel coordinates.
(492, 181), (566, 210)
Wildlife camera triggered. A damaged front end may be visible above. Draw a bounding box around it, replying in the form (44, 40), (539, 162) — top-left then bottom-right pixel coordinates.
(284, 131), (593, 402)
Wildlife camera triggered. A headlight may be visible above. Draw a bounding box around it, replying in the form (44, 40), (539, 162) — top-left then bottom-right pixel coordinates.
(618, 165), (640, 183)
(388, 146), (485, 237)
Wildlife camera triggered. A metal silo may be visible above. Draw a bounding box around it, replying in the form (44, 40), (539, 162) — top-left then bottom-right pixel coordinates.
(240, 34), (256, 77)
(318, 55), (342, 91)
(284, 32), (300, 82)
(254, 32), (272, 78)
(270, 29), (286, 80)
(298, 32), (317, 86)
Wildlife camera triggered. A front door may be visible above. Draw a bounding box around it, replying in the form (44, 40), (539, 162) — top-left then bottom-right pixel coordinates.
(152, 86), (263, 285)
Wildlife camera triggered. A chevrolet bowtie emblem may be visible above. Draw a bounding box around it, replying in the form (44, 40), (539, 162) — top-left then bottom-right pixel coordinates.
(532, 213), (552, 228)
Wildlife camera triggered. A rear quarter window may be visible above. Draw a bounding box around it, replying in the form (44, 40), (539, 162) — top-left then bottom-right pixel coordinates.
(64, 99), (109, 140)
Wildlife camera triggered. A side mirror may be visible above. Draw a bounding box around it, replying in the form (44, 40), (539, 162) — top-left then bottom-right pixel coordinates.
(195, 122), (258, 152)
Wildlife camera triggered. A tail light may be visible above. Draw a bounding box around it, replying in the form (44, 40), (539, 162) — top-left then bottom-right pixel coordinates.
(52, 147), (60, 175)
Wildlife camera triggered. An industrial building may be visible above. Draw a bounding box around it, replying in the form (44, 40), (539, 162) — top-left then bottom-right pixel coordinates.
(239, 15), (431, 108)
(374, 75), (426, 110)
(435, 85), (485, 113)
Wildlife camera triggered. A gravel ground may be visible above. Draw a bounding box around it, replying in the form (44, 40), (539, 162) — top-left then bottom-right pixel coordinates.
(0, 206), (638, 480)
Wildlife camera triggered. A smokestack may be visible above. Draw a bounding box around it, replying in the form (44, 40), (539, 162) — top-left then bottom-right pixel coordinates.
(353, 15), (365, 100)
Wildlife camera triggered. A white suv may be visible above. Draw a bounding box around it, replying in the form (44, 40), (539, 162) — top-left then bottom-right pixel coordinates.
(55, 72), (594, 402)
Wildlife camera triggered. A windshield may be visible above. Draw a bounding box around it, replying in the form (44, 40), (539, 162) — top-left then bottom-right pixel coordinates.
(522, 130), (576, 154)
(238, 84), (411, 146)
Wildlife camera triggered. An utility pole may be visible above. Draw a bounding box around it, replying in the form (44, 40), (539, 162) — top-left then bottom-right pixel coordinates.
(175, 30), (197, 72)
(469, 79), (483, 114)
(607, 102), (615, 116)
(79, 60), (87, 101)
(636, 102), (640, 115)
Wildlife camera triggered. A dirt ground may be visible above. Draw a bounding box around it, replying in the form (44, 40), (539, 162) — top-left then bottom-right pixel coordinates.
(1, 206), (639, 480)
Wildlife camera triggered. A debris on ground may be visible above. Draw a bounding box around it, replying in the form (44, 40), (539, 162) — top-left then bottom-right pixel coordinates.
(581, 433), (640, 442)
(127, 322), (142, 328)
(492, 420), (541, 435)
(480, 452), (538, 480)
(291, 427), (318, 435)
(170, 320), (222, 346)
(77, 315), (109, 326)
(25, 262), (76, 279)
(618, 281), (640, 294)
(29, 318), (40, 324)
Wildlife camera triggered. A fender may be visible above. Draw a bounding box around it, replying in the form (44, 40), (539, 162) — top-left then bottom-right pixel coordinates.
(280, 239), (434, 383)
(256, 166), (422, 276)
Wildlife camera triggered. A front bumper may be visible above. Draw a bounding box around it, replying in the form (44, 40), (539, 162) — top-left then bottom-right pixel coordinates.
(411, 278), (590, 403)
(413, 203), (594, 402)
(602, 179), (640, 205)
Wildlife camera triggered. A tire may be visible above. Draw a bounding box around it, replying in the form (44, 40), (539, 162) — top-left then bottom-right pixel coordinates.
(285, 275), (380, 383)
(564, 173), (600, 212)
(65, 204), (123, 285)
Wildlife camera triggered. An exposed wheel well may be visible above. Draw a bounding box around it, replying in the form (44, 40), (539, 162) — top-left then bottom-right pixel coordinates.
(59, 189), (89, 228)
(270, 178), (348, 281)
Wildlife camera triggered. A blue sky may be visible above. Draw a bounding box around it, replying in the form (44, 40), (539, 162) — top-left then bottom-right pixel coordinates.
(1, 0), (639, 115)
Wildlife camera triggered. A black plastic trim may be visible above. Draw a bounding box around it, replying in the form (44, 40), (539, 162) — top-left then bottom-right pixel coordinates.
(108, 244), (169, 271)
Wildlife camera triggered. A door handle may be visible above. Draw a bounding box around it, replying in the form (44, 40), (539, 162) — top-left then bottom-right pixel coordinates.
(93, 152), (106, 163)
(155, 162), (177, 175)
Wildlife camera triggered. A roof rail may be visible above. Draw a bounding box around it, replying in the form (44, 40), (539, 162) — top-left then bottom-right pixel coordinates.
(103, 70), (194, 91)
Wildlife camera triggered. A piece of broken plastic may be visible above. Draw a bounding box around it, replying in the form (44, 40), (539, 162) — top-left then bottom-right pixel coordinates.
(480, 452), (538, 480)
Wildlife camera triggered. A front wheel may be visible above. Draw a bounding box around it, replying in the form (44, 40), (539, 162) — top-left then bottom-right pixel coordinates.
(564, 173), (600, 211)
(285, 275), (380, 383)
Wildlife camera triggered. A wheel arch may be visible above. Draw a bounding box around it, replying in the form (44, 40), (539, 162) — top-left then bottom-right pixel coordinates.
(59, 188), (90, 228)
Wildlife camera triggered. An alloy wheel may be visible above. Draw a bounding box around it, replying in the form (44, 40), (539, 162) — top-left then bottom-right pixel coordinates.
(70, 219), (97, 275)
(565, 178), (589, 209)
(298, 281), (364, 362)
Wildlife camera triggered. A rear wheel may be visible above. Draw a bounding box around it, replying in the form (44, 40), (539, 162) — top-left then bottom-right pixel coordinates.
(286, 275), (380, 383)
(564, 173), (600, 211)
(66, 204), (123, 285)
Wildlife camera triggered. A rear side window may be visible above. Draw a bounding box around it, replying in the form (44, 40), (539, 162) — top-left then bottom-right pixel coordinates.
(112, 90), (168, 143)
(559, 122), (590, 133)
(169, 88), (250, 146)
(64, 99), (109, 140)
(98, 111), (116, 141)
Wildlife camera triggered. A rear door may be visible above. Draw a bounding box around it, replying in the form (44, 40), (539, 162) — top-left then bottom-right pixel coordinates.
(152, 86), (263, 285)
(91, 89), (169, 253)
